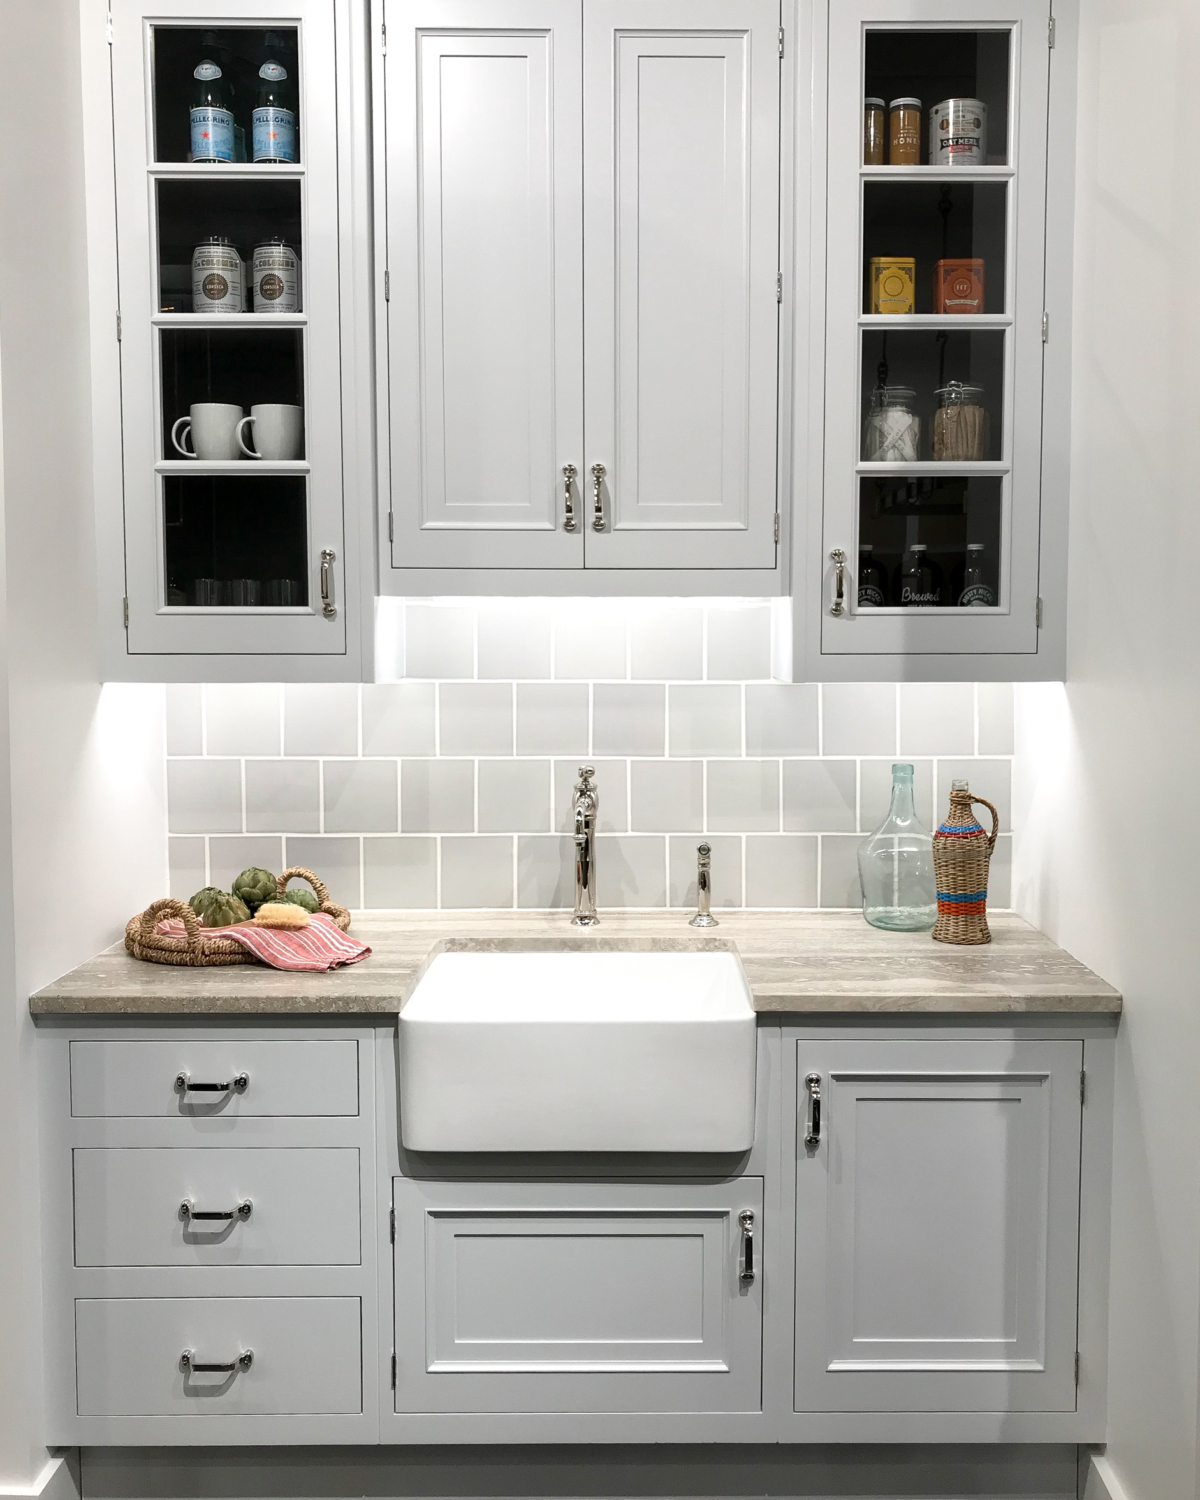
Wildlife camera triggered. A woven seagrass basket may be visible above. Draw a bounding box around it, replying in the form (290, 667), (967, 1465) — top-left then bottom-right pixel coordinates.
(932, 789), (999, 945)
(125, 867), (351, 967)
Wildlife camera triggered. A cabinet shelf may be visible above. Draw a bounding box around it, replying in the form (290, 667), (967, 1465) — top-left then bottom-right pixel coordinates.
(858, 313), (1011, 330)
(860, 165), (1014, 182)
(152, 313), (307, 328)
(856, 460), (1009, 476)
(148, 163), (305, 180)
(156, 460), (310, 476)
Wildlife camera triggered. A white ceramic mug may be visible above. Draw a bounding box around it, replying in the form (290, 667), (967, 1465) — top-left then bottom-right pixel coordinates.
(236, 404), (303, 461)
(171, 403), (244, 461)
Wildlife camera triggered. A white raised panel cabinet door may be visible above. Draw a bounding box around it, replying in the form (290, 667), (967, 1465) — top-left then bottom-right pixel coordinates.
(385, 0), (584, 568)
(795, 1039), (1082, 1413)
(582, 0), (781, 569)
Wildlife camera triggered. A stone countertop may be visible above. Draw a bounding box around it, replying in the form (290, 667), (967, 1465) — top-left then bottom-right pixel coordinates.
(29, 910), (1121, 1016)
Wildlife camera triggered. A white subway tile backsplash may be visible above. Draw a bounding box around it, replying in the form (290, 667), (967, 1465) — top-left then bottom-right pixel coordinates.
(782, 760), (856, 833)
(364, 836), (437, 908)
(477, 605), (551, 680)
(283, 837), (362, 909)
(516, 683), (589, 756)
(405, 604), (474, 678)
(989, 834), (1012, 908)
(208, 835), (284, 892)
(745, 835), (818, 908)
(168, 836), (206, 898)
(554, 603), (627, 680)
(668, 685), (742, 757)
(205, 684), (281, 757)
(167, 759), (242, 834)
(440, 836), (514, 908)
(478, 760), (551, 833)
(323, 760), (398, 834)
(439, 683), (514, 756)
(554, 759), (628, 833)
(706, 604), (772, 679)
(935, 758), (1012, 830)
(707, 760), (780, 832)
(745, 685), (818, 756)
(977, 682), (1015, 755)
(166, 685), (202, 756)
(821, 683), (897, 757)
(517, 835), (575, 908)
(630, 606), (703, 680)
(593, 684), (665, 756)
(819, 834), (863, 909)
(245, 759), (320, 834)
(859, 758), (933, 832)
(400, 759), (475, 833)
(899, 683), (975, 757)
(284, 684), (359, 757)
(362, 683), (436, 757)
(668, 834), (741, 909)
(596, 834), (666, 907)
(630, 760), (703, 833)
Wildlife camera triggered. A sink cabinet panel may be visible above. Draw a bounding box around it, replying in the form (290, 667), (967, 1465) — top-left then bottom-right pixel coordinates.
(393, 1177), (764, 1413)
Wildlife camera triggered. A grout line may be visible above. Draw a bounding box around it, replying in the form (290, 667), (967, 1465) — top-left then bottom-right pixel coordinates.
(357, 835), (365, 909)
(473, 759), (479, 834)
(356, 682), (363, 757)
(317, 760), (325, 835)
(435, 834), (442, 909)
(855, 758), (862, 832)
(816, 832), (823, 909)
(973, 680), (980, 755)
(200, 684), (209, 756)
(894, 685), (901, 756)
(239, 759), (247, 835)
(816, 682), (824, 756)
(203, 834), (211, 888)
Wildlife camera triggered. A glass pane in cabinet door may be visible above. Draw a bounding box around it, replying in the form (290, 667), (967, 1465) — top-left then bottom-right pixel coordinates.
(860, 328), (1003, 462)
(863, 180), (1006, 314)
(156, 179), (302, 315)
(163, 475), (309, 608)
(863, 30), (1010, 168)
(160, 329), (305, 461)
(152, 27), (301, 166)
(857, 475), (1002, 609)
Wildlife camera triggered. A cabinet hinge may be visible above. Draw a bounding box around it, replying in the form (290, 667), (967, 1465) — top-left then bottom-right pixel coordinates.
(1080, 1069), (1087, 1106)
(384, 269), (390, 302)
(122, 597), (129, 630)
(388, 511), (394, 544)
(381, 20), (387, 54)
(389, 1205), (396, 1243)
(776, 273), (783, 303)
(778, 26), (784, 57)
(1036, 596), (1044, 629)
(1041, 310), (1049, 343)
(1048, 14), (1056, 47)
(1074, 1351), (1081, 1385)
(106, 10), (113, 44)
(774, 513), (780, 544)
(116, 310), (122, 342)
(390, 1352), (397, 1388)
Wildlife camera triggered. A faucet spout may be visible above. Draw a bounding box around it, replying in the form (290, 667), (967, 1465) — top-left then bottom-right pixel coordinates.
(571, 766), (599, 926)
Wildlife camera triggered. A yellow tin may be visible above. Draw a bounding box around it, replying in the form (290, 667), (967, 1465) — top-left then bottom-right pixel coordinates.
(869, 256), (916, 315)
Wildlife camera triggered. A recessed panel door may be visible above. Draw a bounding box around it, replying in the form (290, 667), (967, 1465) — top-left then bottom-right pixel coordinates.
(385, 0), (585, 567)
(794, 1039), (1082, 1412)
(582, 0), (781, 568)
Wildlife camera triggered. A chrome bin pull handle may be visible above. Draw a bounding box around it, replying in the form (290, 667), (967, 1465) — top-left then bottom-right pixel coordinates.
(739, 1208), (755, 1282)
(804, 1072), (822, 1146)
(180, 1349), (253, 1374)
(320, 548), (337, 619)
(180, 1198), (252, 1223)
(175, 1071), (249, 1095)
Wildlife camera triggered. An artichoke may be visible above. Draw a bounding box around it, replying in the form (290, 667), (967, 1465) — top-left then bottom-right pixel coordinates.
(232, 866), (278, 912)
(279, 887), (319, 914)
(188, 887), (251, 927)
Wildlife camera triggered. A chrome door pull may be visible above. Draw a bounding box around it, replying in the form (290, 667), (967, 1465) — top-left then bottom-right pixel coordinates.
(180, 1198), (252, 1223)
(175, 1071), (249, 1095)
(739, 1209), (755, 1282)
(562, 464), (578, 532)
(829, 549), (847, 616)
(320, 548), (337, 619)
(591, 462), (606, 531)
(803, 1071), (822, 1146)
(180, 1348), (253, 1374)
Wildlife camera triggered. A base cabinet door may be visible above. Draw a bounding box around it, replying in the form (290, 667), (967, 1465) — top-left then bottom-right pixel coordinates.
(794, 1039), (1082, 1413)
(394, 1177), (763, 1413)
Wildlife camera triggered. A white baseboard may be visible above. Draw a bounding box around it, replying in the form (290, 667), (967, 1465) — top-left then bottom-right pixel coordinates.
(0, 1454), (79, 1500)
(1081, 1450), (1133, 1500)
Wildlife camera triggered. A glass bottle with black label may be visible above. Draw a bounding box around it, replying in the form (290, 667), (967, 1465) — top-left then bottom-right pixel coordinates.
(896, 542), (942, 607)
(858, 543), (888, 607)
(957, 542), (996, 606)
(190, 33), (234, 163)
(253, 33), (297, 163)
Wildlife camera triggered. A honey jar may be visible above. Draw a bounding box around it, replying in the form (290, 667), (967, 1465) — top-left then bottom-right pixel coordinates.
(933, 257), (985, 314)
(869, 257), (916, 315)
(888, 97), (922, 164)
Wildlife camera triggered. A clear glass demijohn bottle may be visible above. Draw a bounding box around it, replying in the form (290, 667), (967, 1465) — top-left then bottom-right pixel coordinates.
(857, 763), (937, 931)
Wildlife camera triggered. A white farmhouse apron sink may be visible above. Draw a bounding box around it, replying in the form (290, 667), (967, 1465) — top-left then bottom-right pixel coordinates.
(398, 950), (756, 1152)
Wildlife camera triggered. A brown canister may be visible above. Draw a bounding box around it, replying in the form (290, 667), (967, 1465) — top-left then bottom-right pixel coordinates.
(932, 780), (999, 944)
(888, 97), (921, 164)
(933, 257), (985, 314)
(864, 97), (885, 165)
(869, 257), (916, 315)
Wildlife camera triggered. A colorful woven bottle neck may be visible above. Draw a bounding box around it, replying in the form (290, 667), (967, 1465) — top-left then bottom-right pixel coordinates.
(936, 789), (985, 838)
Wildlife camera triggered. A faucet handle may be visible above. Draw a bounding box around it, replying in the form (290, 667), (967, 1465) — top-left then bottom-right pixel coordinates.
(576, 765), (596, 789)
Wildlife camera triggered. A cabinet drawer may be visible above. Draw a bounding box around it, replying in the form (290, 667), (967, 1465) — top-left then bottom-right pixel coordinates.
(73, 1148), (361, 1266)
(69, 1040), (359, 1117)
(75, 1297), (362, 1416)
(394, 1177), (763, 1414)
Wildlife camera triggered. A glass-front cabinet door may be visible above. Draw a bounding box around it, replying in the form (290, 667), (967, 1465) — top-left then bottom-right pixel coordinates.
(819, 0), (1050, 661)
(110, 0), (347, 657)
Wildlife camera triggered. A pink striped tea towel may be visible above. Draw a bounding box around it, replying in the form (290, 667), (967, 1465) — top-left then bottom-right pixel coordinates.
(156, 911), (371, 971)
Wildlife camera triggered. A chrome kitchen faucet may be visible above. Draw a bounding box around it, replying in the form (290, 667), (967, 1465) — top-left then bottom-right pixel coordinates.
(571, 765), (599, 926)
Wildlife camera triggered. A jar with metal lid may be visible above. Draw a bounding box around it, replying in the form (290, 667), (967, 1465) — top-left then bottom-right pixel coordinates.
(252, 238), (301, 313)
(932, 381), (987, 461)
(191, 236), (244, 314)
(863, 385), (920, 463)
(888, 97), (921, 164)
(864, 97), (885, 165)
(929, 98), (988, 166)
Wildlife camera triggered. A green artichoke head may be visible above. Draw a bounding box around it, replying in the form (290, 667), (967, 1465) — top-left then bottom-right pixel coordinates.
(188, 887), (252, 927)
(279, 887), (319, 914)
(232, 866), (278, 912)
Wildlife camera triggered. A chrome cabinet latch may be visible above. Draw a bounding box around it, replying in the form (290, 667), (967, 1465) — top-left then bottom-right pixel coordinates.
(829, 550), (847, 616)
(739, 1209), (755, 1281)
(803, 1072), (822, 1146)
(562, 464), (578, 532)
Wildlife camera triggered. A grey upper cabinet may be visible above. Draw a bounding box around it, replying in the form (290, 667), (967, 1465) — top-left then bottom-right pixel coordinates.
(378, 0), (784, 593)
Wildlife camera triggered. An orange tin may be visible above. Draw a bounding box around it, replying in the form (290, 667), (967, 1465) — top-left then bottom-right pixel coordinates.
(933, 257), (985, 314)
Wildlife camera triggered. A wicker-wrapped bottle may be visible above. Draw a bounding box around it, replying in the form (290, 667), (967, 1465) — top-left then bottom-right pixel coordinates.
(932, 779), (999, 944)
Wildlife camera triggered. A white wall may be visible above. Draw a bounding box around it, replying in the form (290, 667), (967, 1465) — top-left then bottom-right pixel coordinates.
(1012, 2), (1200, 1497)
(0, 0), (168, 1484)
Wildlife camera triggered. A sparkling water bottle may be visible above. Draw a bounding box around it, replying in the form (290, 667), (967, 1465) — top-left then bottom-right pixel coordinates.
(857, 763), (937, 931)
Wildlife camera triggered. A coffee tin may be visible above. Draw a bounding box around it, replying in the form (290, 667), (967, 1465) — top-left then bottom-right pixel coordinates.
(191, 236), (244, 313)
(869, 257), (916, 315)
(252, 239), (301, 313)
(929, 98), (988, 165)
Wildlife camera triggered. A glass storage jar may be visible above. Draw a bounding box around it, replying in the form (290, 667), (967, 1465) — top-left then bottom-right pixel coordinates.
(863, 385), (920, 462)
(932, 381), (987, 461)
(857, 763), (937, 931)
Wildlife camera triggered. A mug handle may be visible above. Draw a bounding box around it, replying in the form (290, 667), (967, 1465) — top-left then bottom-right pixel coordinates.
(170, 416), (194, 457)
(236, 415), (258, 459)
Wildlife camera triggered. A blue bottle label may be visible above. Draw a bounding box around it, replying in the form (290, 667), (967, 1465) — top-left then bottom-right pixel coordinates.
(253, 106), (296, 161)
(190, 106), (234, 161)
